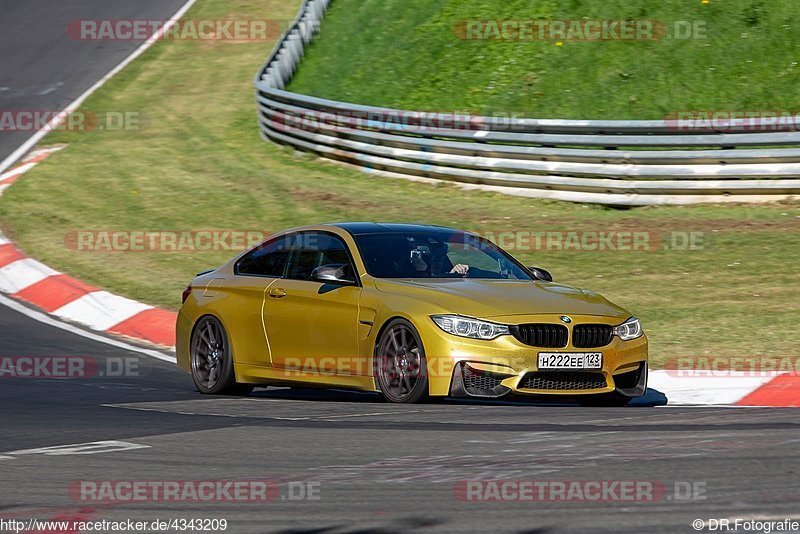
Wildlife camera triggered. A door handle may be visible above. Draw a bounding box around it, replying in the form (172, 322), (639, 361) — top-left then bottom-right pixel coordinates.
(268, 287), (287, 299)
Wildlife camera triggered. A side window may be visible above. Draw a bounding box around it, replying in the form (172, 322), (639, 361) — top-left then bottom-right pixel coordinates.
(285, 232), (356, 282)
(235, 235), (291, 277)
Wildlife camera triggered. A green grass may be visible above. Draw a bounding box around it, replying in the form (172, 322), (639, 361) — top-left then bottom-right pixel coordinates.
(0, 0), (799, 367)
(288, 0), (800, 119)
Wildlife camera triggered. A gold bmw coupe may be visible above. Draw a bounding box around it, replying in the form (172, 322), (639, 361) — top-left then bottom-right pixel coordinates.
(176, 223), (648, 405)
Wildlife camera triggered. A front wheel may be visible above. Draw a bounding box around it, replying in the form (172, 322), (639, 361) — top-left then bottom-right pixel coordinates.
(190, 315), (253, 396)
(374, 319), (430, 403)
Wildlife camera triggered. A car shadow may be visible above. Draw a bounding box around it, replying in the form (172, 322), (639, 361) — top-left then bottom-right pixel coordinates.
(629, 387), (669, 407)
(250, 386), (669, 407)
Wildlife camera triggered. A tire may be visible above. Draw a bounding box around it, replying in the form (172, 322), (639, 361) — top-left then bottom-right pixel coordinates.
(374, 318), (430, 403)
(577, 391), (632, 407)
(190, 315), (253, 396)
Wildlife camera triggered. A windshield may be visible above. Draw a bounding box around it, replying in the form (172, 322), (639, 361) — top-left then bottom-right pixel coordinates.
(353, 230), (533, 280)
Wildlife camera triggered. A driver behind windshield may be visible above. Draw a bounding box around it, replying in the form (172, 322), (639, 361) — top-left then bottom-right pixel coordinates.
(409, 241), (469, 277)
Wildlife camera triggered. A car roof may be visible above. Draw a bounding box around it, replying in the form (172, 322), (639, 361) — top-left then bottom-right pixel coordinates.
(329, 222), (461, 235)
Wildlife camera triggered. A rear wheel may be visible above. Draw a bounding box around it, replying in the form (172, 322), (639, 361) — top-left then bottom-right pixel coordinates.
(190, 316), (253, 396)
(375, 319), (429, 403)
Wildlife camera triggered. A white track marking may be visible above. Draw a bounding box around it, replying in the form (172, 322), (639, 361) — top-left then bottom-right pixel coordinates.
(0, 161), (37, 182)
(102, 401), (431, 421)
(0, 0), (199, 175)
(0, 259), (59, 293)
(2, 440), (150, 460)
(648, 370), (778, 405)
(102, 404), (244, 419)
(52, 291), (152, 330)
(0, 147), (66, 183)
(0, 293), (176, 363)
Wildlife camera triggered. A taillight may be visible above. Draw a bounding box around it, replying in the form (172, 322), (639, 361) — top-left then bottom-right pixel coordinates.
(181, 285), (192, 304)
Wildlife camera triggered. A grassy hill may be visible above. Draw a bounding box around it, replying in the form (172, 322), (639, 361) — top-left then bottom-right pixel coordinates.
(288, 0), (800, 119)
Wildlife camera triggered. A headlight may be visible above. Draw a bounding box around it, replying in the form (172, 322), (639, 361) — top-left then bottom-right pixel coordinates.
(613, 317), (643, 341)
(431, 315), (510, 340)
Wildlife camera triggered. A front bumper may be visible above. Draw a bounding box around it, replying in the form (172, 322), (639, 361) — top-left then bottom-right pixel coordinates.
(420, 314), (648, 398)
(449, 360), (648, 399)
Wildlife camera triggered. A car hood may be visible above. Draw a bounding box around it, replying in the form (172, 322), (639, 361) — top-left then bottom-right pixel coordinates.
(374, 278), (629, 319)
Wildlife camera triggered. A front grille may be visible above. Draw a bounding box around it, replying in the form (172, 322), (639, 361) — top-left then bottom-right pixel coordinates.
(519, 371), (607, 391)
(573, 324), (614, 348)
(512, 324), (568, 348)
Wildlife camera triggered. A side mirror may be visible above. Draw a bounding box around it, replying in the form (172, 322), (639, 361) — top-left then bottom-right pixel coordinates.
(527, 266), (553, 282)
(311, 264), (356, 285)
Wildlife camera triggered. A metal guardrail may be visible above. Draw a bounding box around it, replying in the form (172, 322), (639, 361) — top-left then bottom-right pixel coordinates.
(254, 0), (800, 205)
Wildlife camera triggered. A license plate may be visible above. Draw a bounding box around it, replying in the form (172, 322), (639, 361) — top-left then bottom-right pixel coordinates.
(538, 352), (602, 370)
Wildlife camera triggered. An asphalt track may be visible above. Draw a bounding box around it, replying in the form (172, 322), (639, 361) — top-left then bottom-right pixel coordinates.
(2, 300), (800, 533)
(1, 1), (800, 533)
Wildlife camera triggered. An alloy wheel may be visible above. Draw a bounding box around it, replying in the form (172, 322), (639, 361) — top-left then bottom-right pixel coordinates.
(376, 321), (427, 402)
(191, 317), (227, 390)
